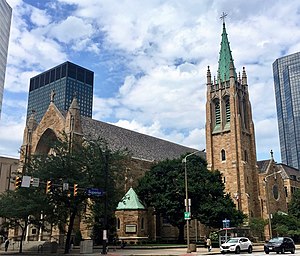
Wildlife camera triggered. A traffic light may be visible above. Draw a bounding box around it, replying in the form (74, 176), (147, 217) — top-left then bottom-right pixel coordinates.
(46, 180), (52, 194)
(15, 176), (22, 189)
(74, 184), (78, 196)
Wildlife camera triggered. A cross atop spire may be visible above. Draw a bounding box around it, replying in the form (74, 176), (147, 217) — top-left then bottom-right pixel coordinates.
(220, 12), (228, 23)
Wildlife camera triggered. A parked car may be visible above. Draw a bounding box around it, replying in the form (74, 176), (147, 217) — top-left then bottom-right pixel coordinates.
(264, 237), (295, 254)
(220, 237), (253, 254)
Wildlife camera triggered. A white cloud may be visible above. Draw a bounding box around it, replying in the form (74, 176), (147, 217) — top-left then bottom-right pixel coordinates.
(49, 16), (94, 44)
(3, 0), (300, 163)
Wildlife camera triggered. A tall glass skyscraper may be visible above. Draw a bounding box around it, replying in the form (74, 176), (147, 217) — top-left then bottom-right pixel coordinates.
(0, 0), (12, 118)
(273, 52), (300, 170)
(27, 61), (94, 123)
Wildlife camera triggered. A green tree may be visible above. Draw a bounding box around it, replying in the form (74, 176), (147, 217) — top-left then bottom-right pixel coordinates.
(272, 212), (300, 239)
(136, 154), (245, 242)
(249, 217), (267, 241)
(271, 190), (300, 242)
(0, 136), (126, 253)
(288, 189), (300, 219)
(0, 187), (47, 253)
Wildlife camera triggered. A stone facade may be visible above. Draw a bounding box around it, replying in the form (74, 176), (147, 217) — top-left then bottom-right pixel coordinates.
(206, 63), (260, 218)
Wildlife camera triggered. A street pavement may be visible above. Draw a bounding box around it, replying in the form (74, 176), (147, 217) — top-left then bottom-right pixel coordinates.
(0, 244), (299, 256)
(0, 244), (263, 255)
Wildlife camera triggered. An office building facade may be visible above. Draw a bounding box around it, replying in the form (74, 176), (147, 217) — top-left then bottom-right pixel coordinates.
(273, 52), (300, 170)
(27, 61), (94, 123)
(0, 0), (12, 118)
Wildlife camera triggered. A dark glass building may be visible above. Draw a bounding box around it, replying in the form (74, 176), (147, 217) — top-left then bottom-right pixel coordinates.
(273, 52), (300, 170)
(27, 61), (94, 123)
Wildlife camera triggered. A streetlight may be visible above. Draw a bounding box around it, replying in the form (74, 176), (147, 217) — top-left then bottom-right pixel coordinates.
(264, 170), (282, 239)
(182, 150), (199, 253)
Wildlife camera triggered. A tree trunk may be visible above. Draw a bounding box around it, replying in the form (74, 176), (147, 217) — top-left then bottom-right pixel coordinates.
(64, 208), (77, 254)
(19, 220), (28, 253)
(177, 222), (185, 243)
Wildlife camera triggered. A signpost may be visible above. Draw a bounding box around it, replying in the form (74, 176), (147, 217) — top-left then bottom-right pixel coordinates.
(223, 219), (230, 242)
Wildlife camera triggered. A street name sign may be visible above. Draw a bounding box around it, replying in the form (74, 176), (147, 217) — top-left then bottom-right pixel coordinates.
(86, 188), (104, 197)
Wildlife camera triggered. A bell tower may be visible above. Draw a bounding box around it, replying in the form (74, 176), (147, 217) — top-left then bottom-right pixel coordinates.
(205, 20), (260, 219)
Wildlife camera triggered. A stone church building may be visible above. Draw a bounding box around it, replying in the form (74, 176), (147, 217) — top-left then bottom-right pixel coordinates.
(11, 21), (300, 243)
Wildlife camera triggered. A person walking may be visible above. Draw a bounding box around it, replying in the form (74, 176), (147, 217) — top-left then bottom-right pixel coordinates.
(206, 237), (212, 252)
(4, 238), (9, 252)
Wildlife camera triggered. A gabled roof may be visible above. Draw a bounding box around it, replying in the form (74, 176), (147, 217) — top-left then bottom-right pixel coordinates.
(81, 116), (204, 162)
(257, 160), (271, 173)
(218, 22), (237, 82)
(277, 163), (300, 181)
(116, 187), (145, 210)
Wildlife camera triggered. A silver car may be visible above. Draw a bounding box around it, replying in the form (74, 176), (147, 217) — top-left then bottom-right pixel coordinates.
(220, 237), (253, 254)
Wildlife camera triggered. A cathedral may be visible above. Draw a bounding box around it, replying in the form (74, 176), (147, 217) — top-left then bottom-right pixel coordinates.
(5, 20), (300, 243)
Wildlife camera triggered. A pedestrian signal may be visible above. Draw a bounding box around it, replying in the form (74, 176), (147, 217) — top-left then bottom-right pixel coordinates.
(74, 184), (78, 196)
(46, 180), (52, 194)
(15, 176), (22, 189)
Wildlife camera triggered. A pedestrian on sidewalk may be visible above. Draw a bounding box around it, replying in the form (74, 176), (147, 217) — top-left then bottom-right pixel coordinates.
(4, 238), (9, 252)
(206, 237), (212, 252)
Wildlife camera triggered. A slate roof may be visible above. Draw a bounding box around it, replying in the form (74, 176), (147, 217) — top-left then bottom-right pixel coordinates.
(116, 187), (145, 210)
(257, 160), (271, 173)
(81, 116), (204, 162)
(277, 163), (300, 181)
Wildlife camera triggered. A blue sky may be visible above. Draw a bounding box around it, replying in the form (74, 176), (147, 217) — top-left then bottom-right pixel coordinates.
(1, 0), (300, 162)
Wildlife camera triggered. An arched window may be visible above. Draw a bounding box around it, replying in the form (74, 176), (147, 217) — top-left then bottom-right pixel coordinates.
(215, 100), (221, 126)
(242, 98), (248, 129)
(244, 150), (248, 162)
(213, 98), (221, 132)
(225, 98), (230, 123)
(221, 149), (226, 161)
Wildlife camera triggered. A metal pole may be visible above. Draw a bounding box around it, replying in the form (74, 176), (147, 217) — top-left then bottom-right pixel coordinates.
(182, 151), (199, 253)
(102, 149), (109, 254)
(184, 159), (191, 253)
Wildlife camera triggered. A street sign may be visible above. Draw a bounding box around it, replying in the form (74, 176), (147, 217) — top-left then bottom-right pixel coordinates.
(21, 176), (31, 188)
(31, 178), (40, 187)
(223, 219), (230, 229)
(86, 188), (104, 197)
(63, 183), (69, 191)
(184, 212), (191, 220)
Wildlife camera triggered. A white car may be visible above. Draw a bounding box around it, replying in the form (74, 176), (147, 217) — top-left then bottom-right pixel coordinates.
(220, 237), (253, 254)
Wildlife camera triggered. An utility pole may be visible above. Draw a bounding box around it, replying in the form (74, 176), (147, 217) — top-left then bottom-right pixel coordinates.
(102, 148), (109, 254)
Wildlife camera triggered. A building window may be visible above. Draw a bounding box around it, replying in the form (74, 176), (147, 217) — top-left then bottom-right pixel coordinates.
(32, 228), (37, 235)
(117, 218), (120, 230)
(284, 186), (288, 197)
(244, 150), (248, 162)
(215, 99), (221, 126)
(225, 98), (230, 123)
(273, 184), (279, 200)
(221, 149), (226, 161)
(141, 218), (144, 230)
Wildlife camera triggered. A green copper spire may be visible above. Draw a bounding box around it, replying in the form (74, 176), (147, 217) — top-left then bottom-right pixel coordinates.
(116, 187), (145, 210)
(218, 22), (237, 82)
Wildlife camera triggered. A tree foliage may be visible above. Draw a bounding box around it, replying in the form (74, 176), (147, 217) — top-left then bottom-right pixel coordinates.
(272, 190), (300, 242)
(249, 217), (267, 241)
(0, 188), (46, 253)
(136, 154), (245, 242)
(0, 135), (126, 253)
(288, 189), (300, 219)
